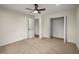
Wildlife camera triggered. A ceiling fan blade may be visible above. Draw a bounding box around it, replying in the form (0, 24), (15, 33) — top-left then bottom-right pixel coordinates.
(26, 8), (33, 10)
(38, 8), (46, 11)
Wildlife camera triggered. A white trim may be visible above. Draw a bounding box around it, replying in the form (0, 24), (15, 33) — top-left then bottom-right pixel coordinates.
(64, 16), (67, 43)
(28, 18), (29, 39)
(39, 16), (42, 39)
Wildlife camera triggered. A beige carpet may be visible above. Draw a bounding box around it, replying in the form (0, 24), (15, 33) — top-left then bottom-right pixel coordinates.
(0, 38), (79, 54)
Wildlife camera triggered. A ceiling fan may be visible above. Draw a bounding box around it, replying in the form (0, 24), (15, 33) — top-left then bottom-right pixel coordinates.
(26, 4), (46, 14)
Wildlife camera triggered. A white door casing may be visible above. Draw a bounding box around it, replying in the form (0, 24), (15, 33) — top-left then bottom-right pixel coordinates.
(64, 16), (67, 43)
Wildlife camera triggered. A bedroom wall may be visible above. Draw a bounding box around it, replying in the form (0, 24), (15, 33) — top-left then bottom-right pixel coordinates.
(76, 6), (79, 49)
(0, 6), (78, 49)
(43, 9), (77, 43)
(0, 7), (33, 46)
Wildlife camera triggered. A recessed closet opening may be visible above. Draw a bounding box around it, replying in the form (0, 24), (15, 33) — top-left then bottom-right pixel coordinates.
(50, 16), (67, 43)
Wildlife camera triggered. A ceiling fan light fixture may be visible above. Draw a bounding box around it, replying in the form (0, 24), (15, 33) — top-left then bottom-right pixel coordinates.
(26, 4), (46, 14)
(33, 10), (38, 13)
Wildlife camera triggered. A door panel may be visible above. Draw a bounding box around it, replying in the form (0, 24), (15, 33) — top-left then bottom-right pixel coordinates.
(28, 18), (34, 38)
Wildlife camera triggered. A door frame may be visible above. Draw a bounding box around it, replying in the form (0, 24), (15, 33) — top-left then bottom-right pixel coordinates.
(28, 18), (35, 39)
(27, 19), (29, 39)
(50, 16), (67, 43)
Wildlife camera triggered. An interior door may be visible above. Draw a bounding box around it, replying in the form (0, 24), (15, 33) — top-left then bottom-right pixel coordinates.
(28, 18), (34, 38)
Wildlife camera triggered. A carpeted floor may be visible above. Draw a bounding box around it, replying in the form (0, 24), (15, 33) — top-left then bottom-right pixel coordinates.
(0, 38), (79, 54)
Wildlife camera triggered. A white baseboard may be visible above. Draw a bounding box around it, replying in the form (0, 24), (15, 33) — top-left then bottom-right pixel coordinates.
(67, 40), (79, 50)
(0, 37), (27, 47)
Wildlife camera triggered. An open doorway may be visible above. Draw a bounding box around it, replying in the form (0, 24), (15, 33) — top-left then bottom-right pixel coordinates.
(50, 16), (67, 43)
(34, 19), (39, 38)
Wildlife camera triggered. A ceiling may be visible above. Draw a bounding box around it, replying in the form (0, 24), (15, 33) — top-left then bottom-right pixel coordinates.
(0, 4), (77, 15)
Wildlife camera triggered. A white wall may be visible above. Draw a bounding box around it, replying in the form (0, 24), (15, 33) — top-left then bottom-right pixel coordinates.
(51, 17), (64, 38)
(42, 9), (77, 43)
(76, 6), (79, 49)
(0, 7), (33, 46)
